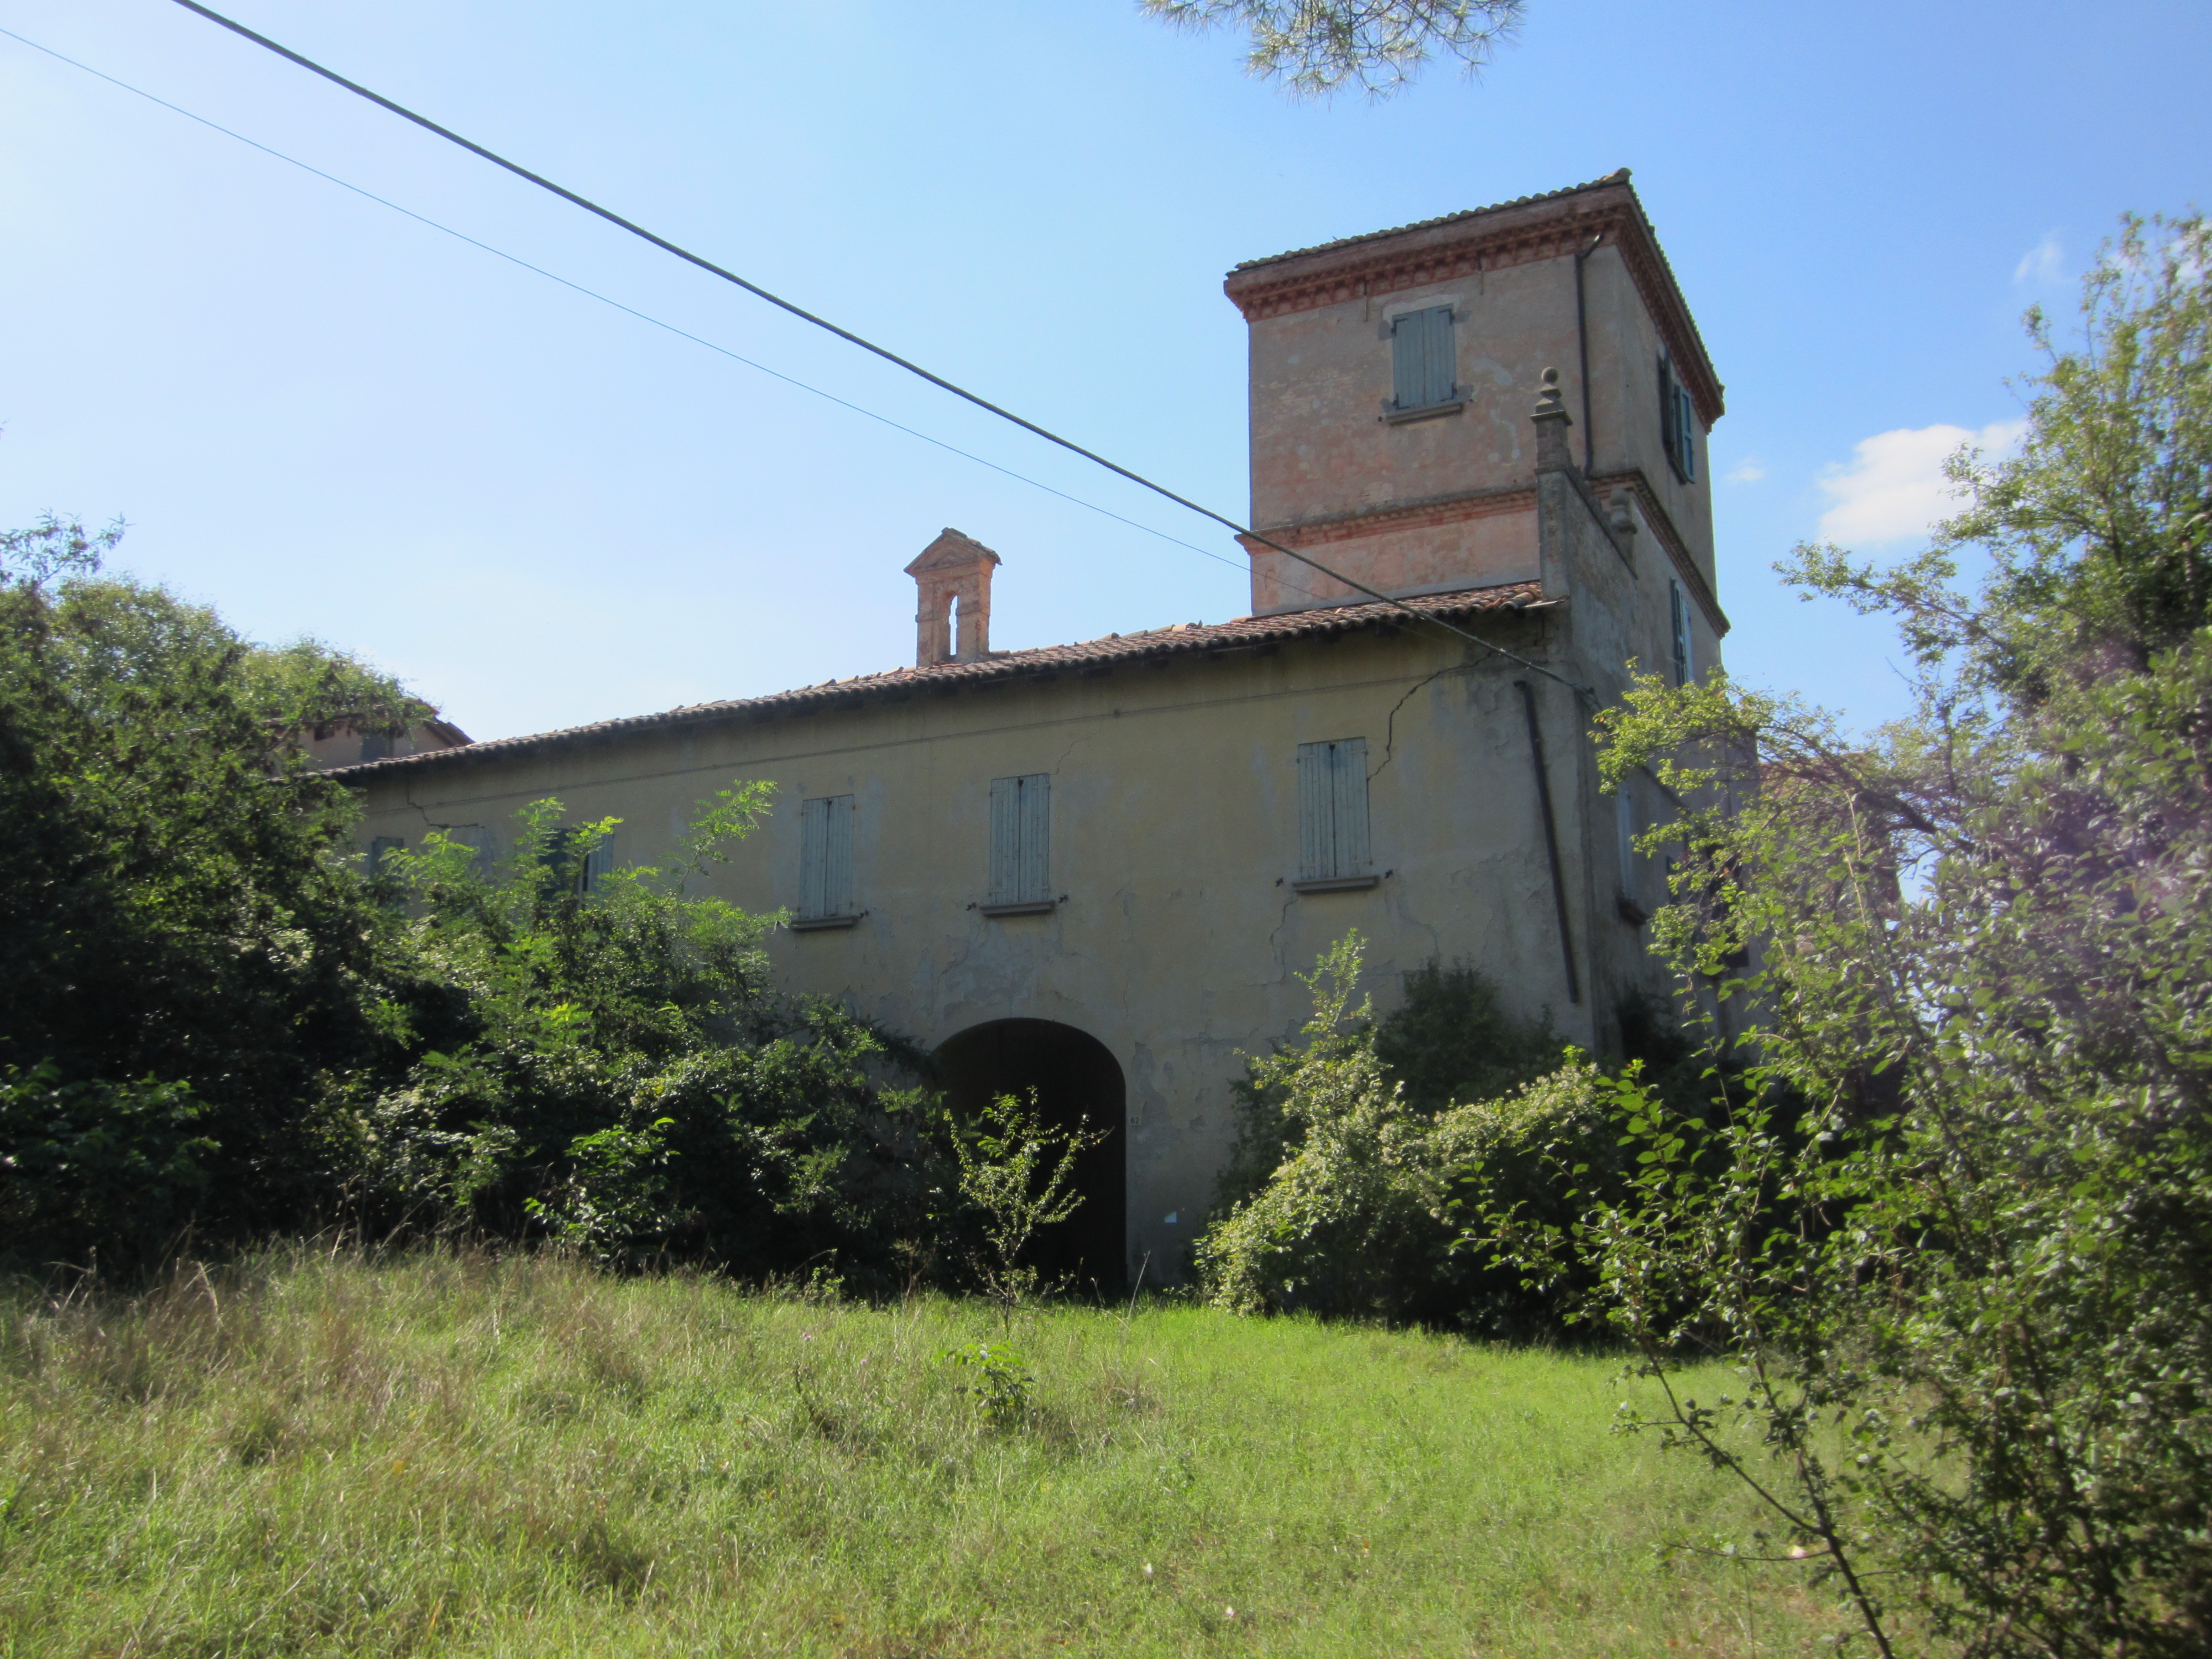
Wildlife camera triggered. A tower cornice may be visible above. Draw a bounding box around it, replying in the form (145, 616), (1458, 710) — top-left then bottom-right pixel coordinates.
(1224, 174), (1724, 428)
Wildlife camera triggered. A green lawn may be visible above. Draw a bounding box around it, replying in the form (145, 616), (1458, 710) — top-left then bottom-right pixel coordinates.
(0, 1251), (1849, 1657)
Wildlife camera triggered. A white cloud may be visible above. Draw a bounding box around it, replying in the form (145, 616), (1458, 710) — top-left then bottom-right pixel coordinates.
(2014, 233), (2064, 286)
(1726, 457), (1767, 484)
(1815, 421), (2026, 545)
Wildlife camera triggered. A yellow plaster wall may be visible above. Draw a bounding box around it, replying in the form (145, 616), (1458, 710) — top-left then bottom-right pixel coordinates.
(352, 624), (1601, 1279)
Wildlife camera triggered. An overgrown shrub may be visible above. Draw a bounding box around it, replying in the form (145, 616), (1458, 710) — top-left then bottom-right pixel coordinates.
(315, 796), (962, 1288)
(1374, 957), (1559, 1112)
(1196, 935), (1605, 1333)
(0, 1064), (216, 1271)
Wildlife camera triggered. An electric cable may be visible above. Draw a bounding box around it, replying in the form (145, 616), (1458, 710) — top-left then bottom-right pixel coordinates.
(0, 24), (1307, 596)
(167, 0), (1592, 697)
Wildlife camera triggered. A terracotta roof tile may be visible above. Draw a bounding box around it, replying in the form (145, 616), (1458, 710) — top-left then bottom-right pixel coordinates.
(1230, 170), (1632, 273)
(331, 580), (1546, 780)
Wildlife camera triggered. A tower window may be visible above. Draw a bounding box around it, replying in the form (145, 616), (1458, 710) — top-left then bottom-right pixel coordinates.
(1670, 578), (1694, 687)
(1389, 306), (1459, 414)
(1658, 354), (1698, 482)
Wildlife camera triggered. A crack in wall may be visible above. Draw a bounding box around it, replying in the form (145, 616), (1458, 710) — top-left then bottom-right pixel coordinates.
(1368, 664), (1467, 782)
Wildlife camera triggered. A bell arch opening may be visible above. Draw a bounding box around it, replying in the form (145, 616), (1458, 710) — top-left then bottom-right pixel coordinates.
(932, 1018), (1126, 1293)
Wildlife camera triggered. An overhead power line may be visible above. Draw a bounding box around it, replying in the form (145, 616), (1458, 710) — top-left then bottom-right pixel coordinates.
(164, 0), (1587, 696)
(0, 25), (1286, 596)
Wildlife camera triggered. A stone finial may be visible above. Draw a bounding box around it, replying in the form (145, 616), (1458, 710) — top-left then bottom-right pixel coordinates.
(1531, 366), (1575, 474)
(905, 528), (1002, 666)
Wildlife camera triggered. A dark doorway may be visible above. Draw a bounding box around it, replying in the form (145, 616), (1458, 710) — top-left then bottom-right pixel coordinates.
(933, 1019), (1126, 1293)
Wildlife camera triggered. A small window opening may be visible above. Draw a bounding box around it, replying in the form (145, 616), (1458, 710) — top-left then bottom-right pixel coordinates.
(1296, 738), (1373, 888)
(1658, 354), (1698, 482)
(799, 795), (857, 920)
(985, 774), (1052, 912)
(1670, 580), (1694, 687)
(1389, 306), (1459, 413)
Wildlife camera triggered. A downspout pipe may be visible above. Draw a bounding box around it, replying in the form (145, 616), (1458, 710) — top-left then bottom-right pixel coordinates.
(1573, 233), (1601, 475)
(1516, 679), (1582, 1005)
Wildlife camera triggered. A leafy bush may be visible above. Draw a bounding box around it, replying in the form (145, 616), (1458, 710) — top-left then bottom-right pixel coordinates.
(0, 1064), (217, 1271)
(1374, 957), (1559, 1112)
(316, 796), (961, 1286)
(1196, 934), (1605, 1333)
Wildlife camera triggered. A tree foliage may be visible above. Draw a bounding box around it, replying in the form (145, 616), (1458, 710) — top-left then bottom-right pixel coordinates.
(0, 528), (981, 1286)
(0, 523), (430, 1253)
(1467, 215), (2212, 1656)
(1140, 0), (1522, 98)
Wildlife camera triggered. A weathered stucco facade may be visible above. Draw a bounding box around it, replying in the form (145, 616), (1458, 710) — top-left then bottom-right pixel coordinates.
(340, 171), (1728, 1284)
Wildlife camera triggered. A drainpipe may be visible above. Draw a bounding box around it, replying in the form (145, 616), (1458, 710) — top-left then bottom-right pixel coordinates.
(1516, 679), (1582, 1006)
(1573, 233), (1602, 475)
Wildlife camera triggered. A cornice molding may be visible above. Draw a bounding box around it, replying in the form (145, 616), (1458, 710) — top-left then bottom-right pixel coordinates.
(1238, 483), (1537, 552)
(1225, 186), (1724, 428)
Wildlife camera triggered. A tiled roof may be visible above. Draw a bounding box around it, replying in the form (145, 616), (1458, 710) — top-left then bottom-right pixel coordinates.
(330, 580), (1547, 780)
(1230, 170), (1632, 273)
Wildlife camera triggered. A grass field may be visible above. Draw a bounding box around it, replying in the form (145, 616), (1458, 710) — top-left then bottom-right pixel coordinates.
(0, 1250), (1856, 1657)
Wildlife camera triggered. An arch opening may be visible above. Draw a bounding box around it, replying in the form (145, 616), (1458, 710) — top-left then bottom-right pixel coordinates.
(933, 1019), (1126, 1292)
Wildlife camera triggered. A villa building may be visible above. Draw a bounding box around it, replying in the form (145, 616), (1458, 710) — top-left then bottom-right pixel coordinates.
(337, 169), (1729, 1285)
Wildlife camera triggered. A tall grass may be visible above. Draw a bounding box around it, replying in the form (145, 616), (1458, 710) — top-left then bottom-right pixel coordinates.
(0, 1249), (1849, 1656)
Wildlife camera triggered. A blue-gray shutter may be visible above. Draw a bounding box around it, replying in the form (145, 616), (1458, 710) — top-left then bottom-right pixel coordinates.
(1331, 738), (1370, 875)
(1297, 742), (1333, 879)
(1677, 384), (1697, 481)
(988, 776), (1021, 905)
(1659, 355), (1678, 473)
(827, 795), (854, 914)
(368, 834), (403, 875)
(800, 795), (855, 917)
(1391, 306), (1455, 410)
(1018, 774), (1050, 902)
(1298, 739), (1370, 879)
(1419, 307), (1455, 406)
(987, 774), (1049, 905)
(800, 796), (830, 916)
(583, 838), (613, 895)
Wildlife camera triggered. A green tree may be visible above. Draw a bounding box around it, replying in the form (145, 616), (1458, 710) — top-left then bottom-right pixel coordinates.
(0, 523), (430, 1262)
(1141, 1), (1522, 98)
(1468, 215), (2212, 1656)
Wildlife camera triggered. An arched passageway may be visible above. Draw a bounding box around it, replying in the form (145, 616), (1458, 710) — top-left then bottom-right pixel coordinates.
(933, 1019), (1126, 1293)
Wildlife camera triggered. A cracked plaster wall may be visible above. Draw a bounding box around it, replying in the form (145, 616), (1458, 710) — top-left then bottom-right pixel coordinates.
(351, 615), (1679, 1282)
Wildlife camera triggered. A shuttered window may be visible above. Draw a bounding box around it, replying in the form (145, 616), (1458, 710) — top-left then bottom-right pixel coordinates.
(583, 838), (613, 895)
(1297, 738), (1371, 883)
(987, 774), (1052, 909)
(799, 795), (857, 919)
(367, 834), (403, 876)
(1390, 306), (1457, 412)
(1659, 354), (1698, 482)
(1670, 578), (1694, 687)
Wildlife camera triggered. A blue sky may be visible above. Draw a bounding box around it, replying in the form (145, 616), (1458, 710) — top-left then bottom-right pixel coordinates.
(2, 1), (2205, 740)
